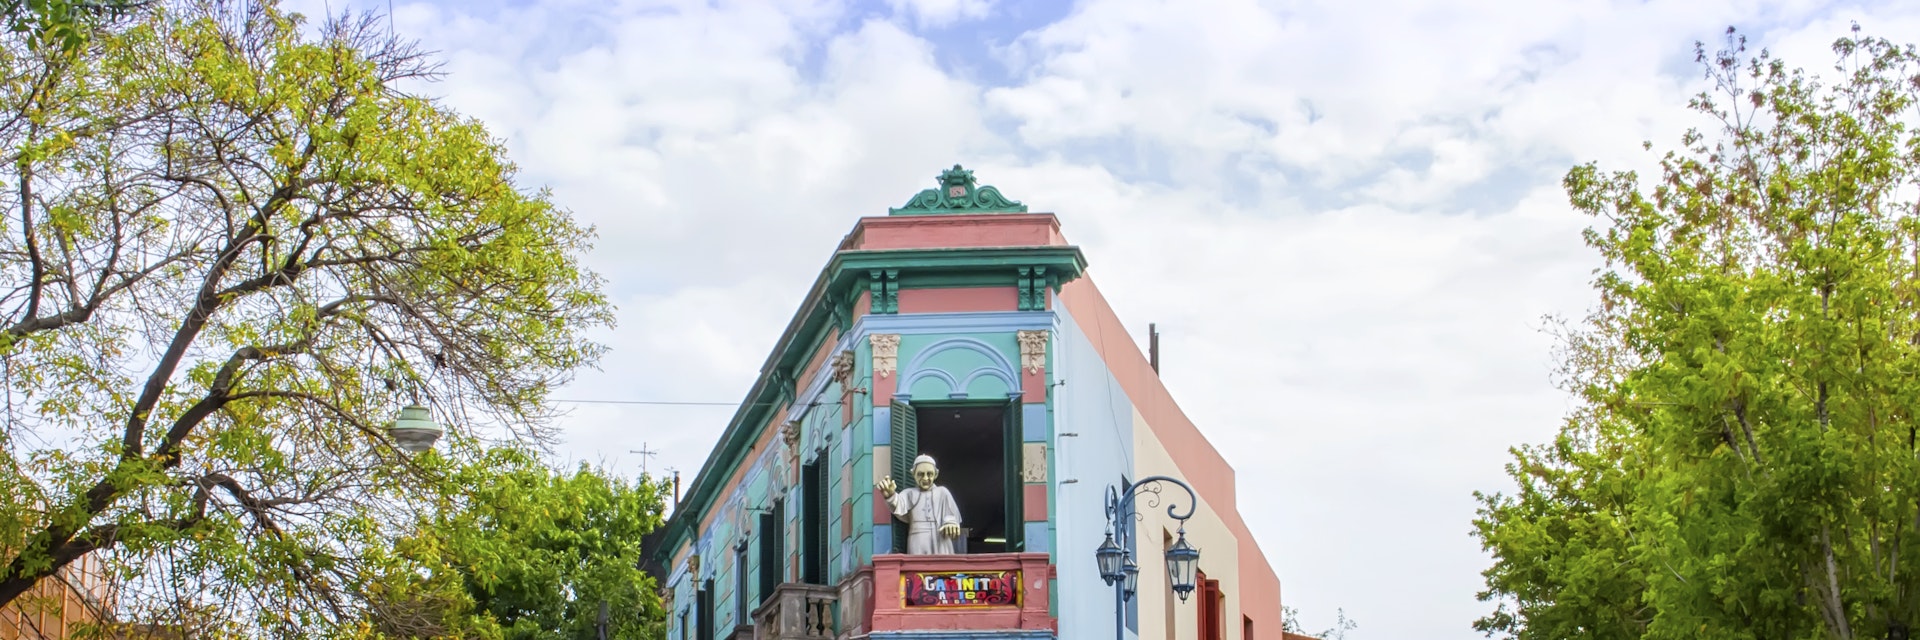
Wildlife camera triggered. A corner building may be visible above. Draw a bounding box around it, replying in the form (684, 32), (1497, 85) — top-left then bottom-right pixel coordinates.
(655, 166), (1282, 640)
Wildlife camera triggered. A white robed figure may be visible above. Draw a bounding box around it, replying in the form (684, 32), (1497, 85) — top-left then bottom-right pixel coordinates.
(877, 454), (963, 554)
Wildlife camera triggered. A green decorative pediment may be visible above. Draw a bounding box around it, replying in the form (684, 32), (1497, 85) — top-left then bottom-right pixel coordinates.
(889, 164), (1029, 215)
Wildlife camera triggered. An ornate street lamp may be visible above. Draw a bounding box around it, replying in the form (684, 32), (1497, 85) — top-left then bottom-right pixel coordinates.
(1096, 533), (1125, 585)
(1165, 530), (1200, 602)
(387, 404), (443, 453)
(1098, 475), (1202, 640)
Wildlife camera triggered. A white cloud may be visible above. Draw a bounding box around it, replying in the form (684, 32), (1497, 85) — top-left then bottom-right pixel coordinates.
(885, 0), (995, 29)
(280, 0), (1920, 636)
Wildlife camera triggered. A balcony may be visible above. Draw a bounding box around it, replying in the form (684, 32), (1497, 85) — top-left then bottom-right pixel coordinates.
(751, 583), (837, 640)
(837, 553), (1054, 636)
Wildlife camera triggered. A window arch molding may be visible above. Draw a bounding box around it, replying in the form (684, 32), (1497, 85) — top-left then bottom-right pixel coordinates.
(896, 336), (1022, 401)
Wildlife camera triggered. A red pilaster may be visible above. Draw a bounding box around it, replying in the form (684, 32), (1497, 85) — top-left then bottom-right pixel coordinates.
(1023, 484), (1048, 522)
(874, 371), (897, 407)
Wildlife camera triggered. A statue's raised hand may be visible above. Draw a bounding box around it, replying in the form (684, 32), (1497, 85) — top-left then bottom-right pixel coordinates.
(876, 476), (897, 499)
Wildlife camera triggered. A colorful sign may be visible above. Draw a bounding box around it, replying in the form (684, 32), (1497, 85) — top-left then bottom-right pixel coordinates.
(903, 569), (1021, 607)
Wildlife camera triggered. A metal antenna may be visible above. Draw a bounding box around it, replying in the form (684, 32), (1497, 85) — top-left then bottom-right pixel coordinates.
(629, 443), (660, 475)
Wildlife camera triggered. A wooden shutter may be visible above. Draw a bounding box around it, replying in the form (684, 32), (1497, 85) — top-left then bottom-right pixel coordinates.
(759, 500), (784, 604)
(697, 580), (713, 640)
(733, 544), (748, 622)
(1196, 572), (1223, 640)
(803, 459), (827, 584)
(889, 399), (916, 554)
(1003, 399), (1024, 551)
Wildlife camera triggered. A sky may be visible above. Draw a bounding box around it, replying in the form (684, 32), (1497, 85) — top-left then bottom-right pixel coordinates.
(283, 0), (1920, 637)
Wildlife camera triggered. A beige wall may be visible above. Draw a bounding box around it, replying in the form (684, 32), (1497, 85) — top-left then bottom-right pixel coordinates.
(1133, 408), (1246, 640)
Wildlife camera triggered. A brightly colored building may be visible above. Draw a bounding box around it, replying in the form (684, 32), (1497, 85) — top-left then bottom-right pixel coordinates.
(653, 166), (1282, 640)
(0, 552), (112, 639)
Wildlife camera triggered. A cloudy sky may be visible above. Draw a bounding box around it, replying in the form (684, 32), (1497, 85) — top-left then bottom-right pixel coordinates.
(285, 0), (1918, 636)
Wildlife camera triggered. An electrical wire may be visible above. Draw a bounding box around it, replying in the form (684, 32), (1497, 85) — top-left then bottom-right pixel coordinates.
(548, 399), (763, 407)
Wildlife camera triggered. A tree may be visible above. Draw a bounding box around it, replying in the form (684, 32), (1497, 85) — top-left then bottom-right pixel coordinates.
(0, 0), (612, 633)
(1, 0), (146, 52)
(364, 450), (670, 640)
(1282, 605), (1356, 640)
(1474, 28), (1920, 640)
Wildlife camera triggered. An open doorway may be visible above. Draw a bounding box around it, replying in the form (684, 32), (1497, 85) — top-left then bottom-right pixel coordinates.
(913, 403), (1019, 554)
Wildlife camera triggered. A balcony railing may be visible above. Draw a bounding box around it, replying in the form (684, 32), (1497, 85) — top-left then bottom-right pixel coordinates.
(751, 583), (837, 640)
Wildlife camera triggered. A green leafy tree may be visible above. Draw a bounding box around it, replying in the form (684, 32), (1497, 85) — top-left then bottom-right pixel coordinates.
(1475, 28), (1920, 640)
(1, 0), (146, 52)
(0, 0), (612, 634)
(364, 450), (670, 640)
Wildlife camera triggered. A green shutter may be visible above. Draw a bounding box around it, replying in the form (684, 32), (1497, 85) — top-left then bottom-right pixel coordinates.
(804, 458), (828, 584)
(891, 399), (917, 483)
(1003, 399), (1024, 551)
(889, 399), (916, 553)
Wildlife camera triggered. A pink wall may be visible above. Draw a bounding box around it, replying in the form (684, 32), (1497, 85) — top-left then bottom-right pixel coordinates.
(1059, 277), (1284, 635)
(896, 287), (1019, 313)
(845, 214), (1066, 251)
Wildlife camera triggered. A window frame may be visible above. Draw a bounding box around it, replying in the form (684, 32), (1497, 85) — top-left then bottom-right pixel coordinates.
(890, 398), (1024, 553)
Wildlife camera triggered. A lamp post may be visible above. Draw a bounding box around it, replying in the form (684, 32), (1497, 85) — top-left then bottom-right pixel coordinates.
(1097, 475), (1201, 640)
(386, 404), (444, 453)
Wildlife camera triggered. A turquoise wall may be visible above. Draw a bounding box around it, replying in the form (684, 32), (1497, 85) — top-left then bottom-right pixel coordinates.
(667, 309), (1083, 640)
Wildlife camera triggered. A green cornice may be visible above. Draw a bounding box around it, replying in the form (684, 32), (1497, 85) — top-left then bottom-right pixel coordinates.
(653, 244), (1086, 562)
(889, 165), (1029, 216)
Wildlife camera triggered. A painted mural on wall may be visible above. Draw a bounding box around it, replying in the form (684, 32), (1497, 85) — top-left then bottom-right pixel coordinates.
(902, 569), (1022, 607)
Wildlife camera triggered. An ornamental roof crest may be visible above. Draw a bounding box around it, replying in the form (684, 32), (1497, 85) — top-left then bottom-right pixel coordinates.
(888, 164), (1029, 215)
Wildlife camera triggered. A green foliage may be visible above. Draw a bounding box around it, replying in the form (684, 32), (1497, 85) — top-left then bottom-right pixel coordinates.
(1, 0), (144, 53)
(363, 450), (669, 640)
(1475, 27), (1920, 640)
(0, 0), (616, 634)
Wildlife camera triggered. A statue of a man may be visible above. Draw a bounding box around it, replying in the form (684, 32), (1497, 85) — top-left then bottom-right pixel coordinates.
(877, 454), (963, 554)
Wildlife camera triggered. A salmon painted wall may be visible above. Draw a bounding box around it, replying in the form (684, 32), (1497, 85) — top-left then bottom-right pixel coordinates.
(896, 286), (1019, 314)
(1058, 277), (1284, 637)
(843, 214), (1066, 251)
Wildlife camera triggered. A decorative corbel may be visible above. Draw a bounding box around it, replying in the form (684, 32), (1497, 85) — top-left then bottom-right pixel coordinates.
(870, 334), (900, 379)
(1017, 329), (1049, 374)
(782, 420), (802, 454)
(867, 270), (900, 314)
(830, 349), (856, 386)
(1017, 266), (1051, 311)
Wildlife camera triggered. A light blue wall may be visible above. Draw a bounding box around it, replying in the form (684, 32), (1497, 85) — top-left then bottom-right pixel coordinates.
(1053, 297), (1140, 640)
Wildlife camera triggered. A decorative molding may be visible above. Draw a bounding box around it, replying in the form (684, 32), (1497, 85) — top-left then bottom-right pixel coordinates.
(1016, 330), (1048, 374)
(868, 269), (900, 314)
(889, 164), (1029, 216)
(853, 310), (1055, 338)
(871, 334), (900, 379)
(781, 420), (801, 454)
(1016, 267), (1056, 311)
(898, 337), (1022, 400)
(829, 349), (856, 386)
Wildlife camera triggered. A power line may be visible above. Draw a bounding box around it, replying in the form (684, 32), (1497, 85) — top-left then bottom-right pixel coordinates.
(549, 399), (831, 408)
(549, 399), (742, 406)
